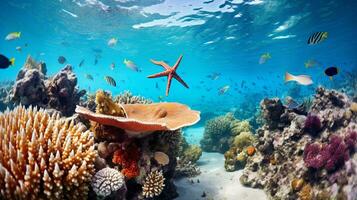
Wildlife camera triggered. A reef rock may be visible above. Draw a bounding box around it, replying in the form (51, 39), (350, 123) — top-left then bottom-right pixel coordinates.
(240, 87), (357, 200)
(11, 56), (85, 116)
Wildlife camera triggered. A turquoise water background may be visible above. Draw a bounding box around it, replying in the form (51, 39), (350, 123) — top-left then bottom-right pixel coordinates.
(0, 0), (356, 113)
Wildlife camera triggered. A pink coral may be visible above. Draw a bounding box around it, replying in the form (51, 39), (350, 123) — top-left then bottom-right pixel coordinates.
(303, 143), (325, 169)
(344, 130), (357, 152)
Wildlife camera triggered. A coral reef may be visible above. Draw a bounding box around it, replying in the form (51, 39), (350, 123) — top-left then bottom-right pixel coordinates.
(200, 113), (235, 153)
(114, 90), (153, 104)
(78, 91), (199, 200)
(240, 87), (357, 200)
(224, 131), (256, 171)
(174, 157), (201, 178)
(91, 167), (125, 198)
(0, 105), (96, 200)
(11, 56), (85, 116)
(0, 81), (14, 111)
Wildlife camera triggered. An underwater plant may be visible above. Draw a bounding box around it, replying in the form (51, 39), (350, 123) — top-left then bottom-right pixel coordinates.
(0, 106), (96, 200)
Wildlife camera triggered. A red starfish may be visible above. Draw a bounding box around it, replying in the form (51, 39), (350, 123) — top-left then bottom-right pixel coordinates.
(147, 55), (189, 96)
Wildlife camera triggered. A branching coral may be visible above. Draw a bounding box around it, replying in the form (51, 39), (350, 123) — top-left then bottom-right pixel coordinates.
(142, 170), (165, 198)
(0, 105), (96, 200)
(112, 143), (141, 179)
(114, 90), (152, 104)
(91, 167), (125, 197)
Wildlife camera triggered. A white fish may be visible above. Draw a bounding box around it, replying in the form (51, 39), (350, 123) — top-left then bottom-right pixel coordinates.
(124, 59), (140, 72)
(285, 72), (313, 86)
(62, 9), (78, 18)
(107, 38), (118, 47)
(5, 32), (21, 41)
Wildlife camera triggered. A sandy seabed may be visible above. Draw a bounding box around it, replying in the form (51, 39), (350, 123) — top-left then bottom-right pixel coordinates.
(175, 152), (267, 200)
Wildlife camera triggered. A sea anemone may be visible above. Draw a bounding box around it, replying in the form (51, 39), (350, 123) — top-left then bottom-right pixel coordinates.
(0, 106), (96, 200)
(142, 170), (165, 198)
(304, 114), (322, 135)
(91, 167), (125, 197)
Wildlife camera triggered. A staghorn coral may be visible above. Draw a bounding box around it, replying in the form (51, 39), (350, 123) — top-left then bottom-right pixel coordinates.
(114, 90), (152, 104)
(200, 113), (235, 153)
(0, 105), (96, 200)
(91, 167), (125, 197)
(142, 170), (165, 198)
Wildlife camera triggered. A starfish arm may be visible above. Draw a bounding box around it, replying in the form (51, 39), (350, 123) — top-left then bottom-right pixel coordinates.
(173, 55), (183, 71)
(166, 74), (173, 96)
(147, 70), (170, 78)
(173, 73), (189, 88)
(150, 59), (171, 70)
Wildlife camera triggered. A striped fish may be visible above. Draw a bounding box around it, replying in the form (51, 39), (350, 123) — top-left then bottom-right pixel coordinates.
(104, 76), (116, 87)
(307, 32), (328, 45)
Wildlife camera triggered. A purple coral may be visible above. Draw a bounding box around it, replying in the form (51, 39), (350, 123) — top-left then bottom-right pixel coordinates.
(321, 135), (349, 171)
(303, 143), (325, 169)
(304, 135), (351, 171)
(304, 114), (322, 135)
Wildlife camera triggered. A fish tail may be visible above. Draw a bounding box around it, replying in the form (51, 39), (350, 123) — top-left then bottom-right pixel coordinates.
(285, 72), (294, 82)
(10, 58), (15, 66)
(17, 32), (21, 37)
(323, 32), (328, 39)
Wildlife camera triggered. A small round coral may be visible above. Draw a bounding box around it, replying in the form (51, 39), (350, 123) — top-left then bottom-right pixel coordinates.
(246, 146), (256, 156)
(142, 170), (165, 198)
(91, 167), (125, 197)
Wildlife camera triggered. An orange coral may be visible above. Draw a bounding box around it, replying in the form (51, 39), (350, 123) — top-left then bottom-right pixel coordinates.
(246, 146), (256, 156)
(112, 144), (140, 179)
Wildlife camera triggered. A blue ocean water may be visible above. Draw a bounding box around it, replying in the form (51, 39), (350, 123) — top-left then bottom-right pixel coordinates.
(0, 0), (356, 114)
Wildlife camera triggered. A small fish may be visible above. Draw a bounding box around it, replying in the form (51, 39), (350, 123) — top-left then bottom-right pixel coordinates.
(16, 46), (22, 52)
(79, 59), (85, 67)
(307, 32), (328, 45)
(259, 53), (271, 64)
(85, 74), (93, 80)
(218, 85), (230, 95)
(155, 82), (159, 89)
(58, 56), (66, 64)
(0, 54), (15, 69)
(158, 96), (164, 101)
(124, 59), (140, 72)
(304, 59), (319, 68)
(206, 72), (221, 80)
(94, 58), (98, 65)
(110, 63), (115, 70)
(107, 38), (118, 47)
(104, 76), (116, 87)
(324, 66), (339, 80)
(92, 48), (102, 54)
(5, 32), (21, 41)
(285, 72), (313, 86)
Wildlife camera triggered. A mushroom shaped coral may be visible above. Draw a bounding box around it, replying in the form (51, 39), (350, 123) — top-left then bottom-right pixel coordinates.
(91, 167), (125, 197)
(75, 102), (200, 135)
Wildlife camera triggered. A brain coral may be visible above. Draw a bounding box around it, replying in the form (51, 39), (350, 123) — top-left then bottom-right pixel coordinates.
(91, 167), (125, 197)
(0, 106), (96, 200)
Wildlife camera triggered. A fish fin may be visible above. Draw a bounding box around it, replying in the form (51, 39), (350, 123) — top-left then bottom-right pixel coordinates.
(329, 76), (333, 81)
(10, 58), (15, 66)
(285, 72), (294, 82)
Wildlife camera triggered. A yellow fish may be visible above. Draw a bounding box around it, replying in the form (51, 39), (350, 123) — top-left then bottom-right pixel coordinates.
(5, 32), (21, 41)
(259, 53), (271, 64)
(285, 72), (313, 86)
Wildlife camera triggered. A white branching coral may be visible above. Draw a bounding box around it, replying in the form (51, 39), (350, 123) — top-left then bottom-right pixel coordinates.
(91, 167), (125, 197)
(142, 170), (165, 198)
(0, 105), (96, 200)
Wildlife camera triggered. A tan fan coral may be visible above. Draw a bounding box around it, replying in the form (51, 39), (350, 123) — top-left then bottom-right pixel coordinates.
(142, 170), (165, 198)
(0, 105), (96, 200)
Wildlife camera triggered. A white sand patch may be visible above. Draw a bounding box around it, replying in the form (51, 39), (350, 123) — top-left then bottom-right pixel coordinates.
(175, 152), (267, 200)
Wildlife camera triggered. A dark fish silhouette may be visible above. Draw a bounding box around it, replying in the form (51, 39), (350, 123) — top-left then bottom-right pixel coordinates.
(58, 56), (66, 64)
